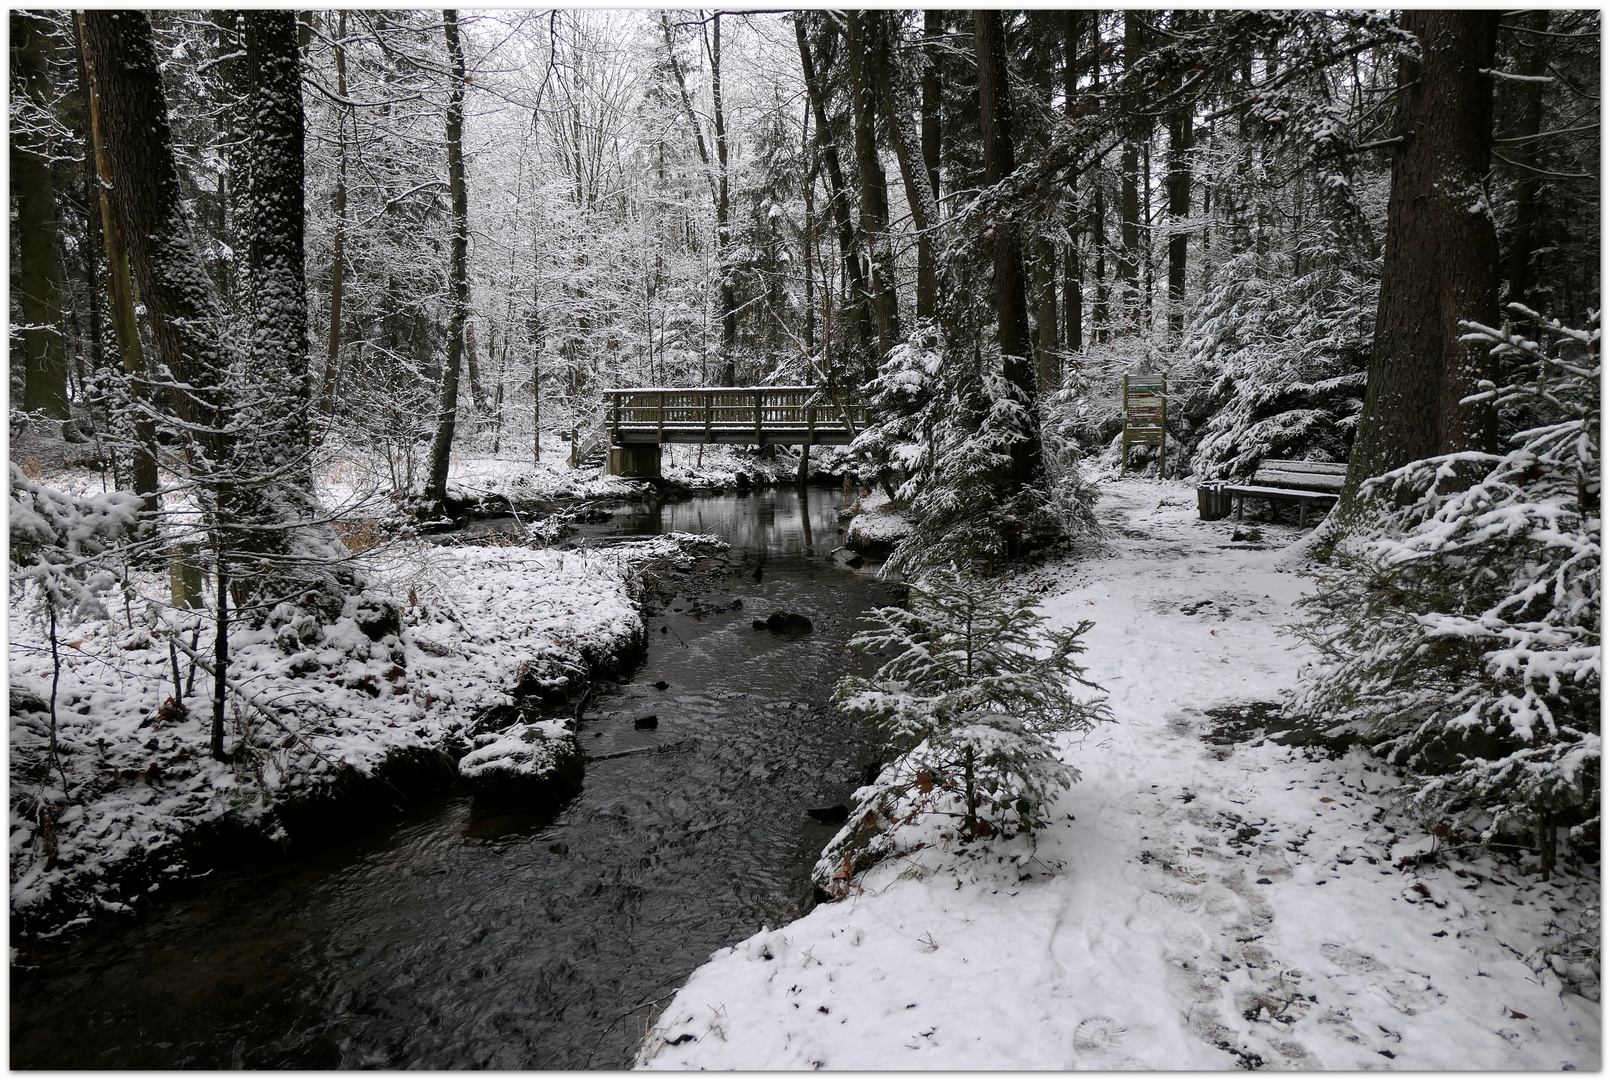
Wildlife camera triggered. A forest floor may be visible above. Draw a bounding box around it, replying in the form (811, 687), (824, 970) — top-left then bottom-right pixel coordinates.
(638, 477), (1601, 1071)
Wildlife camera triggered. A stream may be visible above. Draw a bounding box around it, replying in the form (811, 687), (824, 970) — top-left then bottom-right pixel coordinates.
(10, 487), (898, 1069)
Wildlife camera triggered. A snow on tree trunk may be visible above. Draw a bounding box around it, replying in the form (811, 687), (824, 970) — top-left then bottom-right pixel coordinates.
(242, 11), (313, 489)
(81, 10), (348, 618)
(425, 8), (471, 512)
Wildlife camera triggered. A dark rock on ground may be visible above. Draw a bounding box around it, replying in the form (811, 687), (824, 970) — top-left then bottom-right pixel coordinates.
(549, 842), (569, 855)
(634, 714), (659, 730)
(807, 804), (850, 824)
(653, 680), (670, 690)
(765, 611), (813, 634)
(350, 596), (402, 642)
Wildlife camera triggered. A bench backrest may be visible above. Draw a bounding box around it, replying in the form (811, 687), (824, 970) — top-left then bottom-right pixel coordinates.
(1251, 459), (1347, 492)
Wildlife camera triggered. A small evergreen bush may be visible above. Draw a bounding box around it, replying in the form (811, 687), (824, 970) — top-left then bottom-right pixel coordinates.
(815, 564), (1110, 890)
(1291, 308), (1600, 869)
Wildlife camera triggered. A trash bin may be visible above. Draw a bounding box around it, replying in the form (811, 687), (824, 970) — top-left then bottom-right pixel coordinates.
(1197, 482), (1231, 521)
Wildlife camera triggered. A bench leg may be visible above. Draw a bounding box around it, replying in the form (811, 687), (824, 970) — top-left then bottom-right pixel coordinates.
(1299, 504), (1307, 529)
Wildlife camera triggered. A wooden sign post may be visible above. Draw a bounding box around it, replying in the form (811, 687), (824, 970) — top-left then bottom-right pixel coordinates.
(1121, 373), (1167, 478)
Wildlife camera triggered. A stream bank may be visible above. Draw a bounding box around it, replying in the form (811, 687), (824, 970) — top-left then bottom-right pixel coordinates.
(12, 487), (900, 1069)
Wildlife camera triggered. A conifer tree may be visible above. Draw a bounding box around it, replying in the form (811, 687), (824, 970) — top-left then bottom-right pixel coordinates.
(818, 564), (1110, 887)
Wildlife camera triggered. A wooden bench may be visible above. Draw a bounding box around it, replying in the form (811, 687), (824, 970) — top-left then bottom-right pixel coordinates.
(1213, 460), (1347, 528)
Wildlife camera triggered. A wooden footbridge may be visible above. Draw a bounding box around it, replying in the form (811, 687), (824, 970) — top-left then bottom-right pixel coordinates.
(574, 387), (870, 476)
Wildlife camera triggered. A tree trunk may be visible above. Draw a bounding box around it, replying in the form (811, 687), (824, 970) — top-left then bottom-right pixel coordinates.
(803, 102), (817, 355)
(80, 12), (231, 467)
(319, 9), (348, 419)
(1035, 237), (1060, 393)
(1062, 10), (1083, 355)
(12, 11), (72, 423)
(976, 9), (1041, 486)
(242, 11), (313, 491)
(77, 18), (159, 513)
(1502, 10), (1550, 312)
(1090, 18), (1109, 344)
(847, 12), (901, 362)
(82, 10), (336, 621)
(1340, 11), (1501, 518)
(873, 12), (939, 324)
(795, 16), (874, 360)
(466, 318), (486, 414)
(425, 9), (471, 511)
(1118, 12), (1143, 329)
(709, 14), (737, 382)
(921, 11), (942, 206)
(1167, 101), (1193, 340)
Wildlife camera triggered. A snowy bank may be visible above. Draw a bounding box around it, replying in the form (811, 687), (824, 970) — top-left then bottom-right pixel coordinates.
(316, 435), (861, 523)
(637, 480), (1599, 1070)
(842, 490), (913, 552)
(10, 524), (721, 939)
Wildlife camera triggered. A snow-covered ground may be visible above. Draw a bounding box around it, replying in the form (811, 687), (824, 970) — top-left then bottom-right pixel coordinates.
(315, 434), (857, 518)
(9, 517), (714, 936)
(638, 478), (1600, 1070)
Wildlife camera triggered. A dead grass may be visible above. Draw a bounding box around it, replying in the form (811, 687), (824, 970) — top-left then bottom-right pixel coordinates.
(333, 517), (386, 555)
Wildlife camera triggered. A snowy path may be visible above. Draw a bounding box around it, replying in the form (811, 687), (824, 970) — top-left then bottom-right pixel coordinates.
(638, 479), (1599, 1070)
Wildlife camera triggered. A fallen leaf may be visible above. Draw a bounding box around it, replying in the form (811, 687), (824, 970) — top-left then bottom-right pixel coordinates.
(1509, 1009), (1528, 1020)
(1320, 797), (1334, 803)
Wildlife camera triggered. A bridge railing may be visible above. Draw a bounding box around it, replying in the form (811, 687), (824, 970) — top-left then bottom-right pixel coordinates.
(602, 386), (868, 442)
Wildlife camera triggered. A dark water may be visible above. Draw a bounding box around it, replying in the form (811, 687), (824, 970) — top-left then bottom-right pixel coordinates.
(10, 488), (896, 1069)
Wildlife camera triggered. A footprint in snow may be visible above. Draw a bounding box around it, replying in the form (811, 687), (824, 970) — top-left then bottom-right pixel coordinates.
(1224, 779), (1260, 805)
(1320, 944), (1442, 1016)
(1166, 956), (1227, 1004)
(1186, 1005), (1237, 1047)
(1319, 943), (1383, 973)
(1119, 791), (1168, 818)
(1256, 844), (1294, 881)
(1163, 921), (1210, 955)
(1141, 887), (1204, 915)
(1071, 1016), (1127, 1052)
(1167, 858), (1211, 885)
(1096, 806), (1136, 841)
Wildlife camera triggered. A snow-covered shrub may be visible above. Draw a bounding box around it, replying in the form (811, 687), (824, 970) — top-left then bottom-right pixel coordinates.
(1181, 77), (1382, 481)
(815, 565), (1110, 888)
(1185, 246), (1373, 480)
(1291, 308), (1600, 860)
(853, 323), (1097, 575)
(9, 464), (142, 616)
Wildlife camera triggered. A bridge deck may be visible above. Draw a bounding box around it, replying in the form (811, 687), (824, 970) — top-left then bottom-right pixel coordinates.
(604, 387), (867, 447)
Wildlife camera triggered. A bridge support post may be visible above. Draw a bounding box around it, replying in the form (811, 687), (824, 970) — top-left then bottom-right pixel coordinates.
(608, 443), (662, 478)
